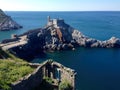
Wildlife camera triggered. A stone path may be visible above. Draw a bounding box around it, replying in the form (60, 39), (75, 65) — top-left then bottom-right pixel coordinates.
(0, 35), (27, 50)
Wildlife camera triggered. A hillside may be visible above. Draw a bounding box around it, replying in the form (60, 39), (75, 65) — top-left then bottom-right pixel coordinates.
(0, 9), (22, 31)
(0, 9), (7, 23)
(0, 49), (34, 90)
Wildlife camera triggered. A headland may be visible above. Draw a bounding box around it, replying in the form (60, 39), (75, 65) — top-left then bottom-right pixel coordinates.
(0, 16), (120, 60)
(0, 9), (22, 31)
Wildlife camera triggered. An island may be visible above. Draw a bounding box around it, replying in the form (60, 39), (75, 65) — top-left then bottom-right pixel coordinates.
(0, 9), (22, 31)
(0, 16), (120, 60)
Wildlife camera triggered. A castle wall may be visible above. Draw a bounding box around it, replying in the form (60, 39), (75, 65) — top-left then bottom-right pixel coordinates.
(47, 16), (64, 27)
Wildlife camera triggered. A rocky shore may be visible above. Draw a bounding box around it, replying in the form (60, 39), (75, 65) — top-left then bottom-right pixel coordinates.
(72, 30), (120, 48)
(0, 16), (120, 60)
(0, 9), (22, 31)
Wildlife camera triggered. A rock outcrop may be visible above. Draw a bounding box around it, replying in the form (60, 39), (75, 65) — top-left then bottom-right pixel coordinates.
(0, 16), (120, 60)
(0, 9), (22, 31)
(72, 29), (120, 48)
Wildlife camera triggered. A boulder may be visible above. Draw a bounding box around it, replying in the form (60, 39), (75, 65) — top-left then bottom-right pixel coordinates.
(105, 37), (120, 48)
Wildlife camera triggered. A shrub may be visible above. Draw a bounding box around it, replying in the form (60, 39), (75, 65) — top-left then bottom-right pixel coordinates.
(59, 80), (73, 90)
(43, 76), (54, 84)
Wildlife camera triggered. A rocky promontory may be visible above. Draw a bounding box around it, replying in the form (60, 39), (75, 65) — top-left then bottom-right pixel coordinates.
(0, 16), (120, 60)
(0, 9), (22, 31)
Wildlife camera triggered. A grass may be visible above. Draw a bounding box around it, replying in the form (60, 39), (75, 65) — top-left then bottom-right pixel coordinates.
(43, 76), (54, 84)
(59, 80), (73, 90)
(0, 49), (34, 90)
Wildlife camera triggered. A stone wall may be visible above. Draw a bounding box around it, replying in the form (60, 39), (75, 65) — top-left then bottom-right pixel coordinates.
(11, 60), (76, 90)
(52, 62), (76, 90)
(11, 64), (44, 90)
(61, 66), (76, 89)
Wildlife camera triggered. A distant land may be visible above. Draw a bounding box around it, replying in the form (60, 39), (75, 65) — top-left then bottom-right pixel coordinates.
(0, 9), (22, 31)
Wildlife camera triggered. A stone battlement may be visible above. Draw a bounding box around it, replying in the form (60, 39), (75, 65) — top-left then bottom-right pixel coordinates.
(47, 16), (65, 28)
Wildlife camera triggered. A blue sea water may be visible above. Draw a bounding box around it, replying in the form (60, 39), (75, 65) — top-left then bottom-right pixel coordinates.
(0, 11), (120, 90)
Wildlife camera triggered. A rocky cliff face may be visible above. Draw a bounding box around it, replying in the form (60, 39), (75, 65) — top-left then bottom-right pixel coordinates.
(35, 17), (120, 50)
(0, 9), (22, 31)
(72, 30), (120, 48)
(37, 22), (76, 51)
(1, 16), (120, 60)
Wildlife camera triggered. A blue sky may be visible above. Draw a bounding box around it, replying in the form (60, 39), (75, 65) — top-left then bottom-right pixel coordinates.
(0, 0), (120, 11)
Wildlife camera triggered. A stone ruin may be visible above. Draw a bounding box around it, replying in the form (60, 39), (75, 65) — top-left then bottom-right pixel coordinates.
(11, 60), (76, 90)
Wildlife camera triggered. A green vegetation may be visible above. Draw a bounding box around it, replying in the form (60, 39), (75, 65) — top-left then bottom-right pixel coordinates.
(59, 80), (73, 90)
(0, 49), (34, 90)
(43, 76), (54, 84)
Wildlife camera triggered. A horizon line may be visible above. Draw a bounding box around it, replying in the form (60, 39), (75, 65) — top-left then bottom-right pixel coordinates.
(5, 10), (120, 12)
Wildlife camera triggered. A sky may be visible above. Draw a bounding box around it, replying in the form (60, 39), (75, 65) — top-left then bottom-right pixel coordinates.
(0, 0), (120, 11)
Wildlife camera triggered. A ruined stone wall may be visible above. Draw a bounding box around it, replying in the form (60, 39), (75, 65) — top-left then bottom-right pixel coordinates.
(11, 65), (44, 90)
(61, 67), (76, 90)
(11, 60), (76, 90)
(52, 62), (76, 90)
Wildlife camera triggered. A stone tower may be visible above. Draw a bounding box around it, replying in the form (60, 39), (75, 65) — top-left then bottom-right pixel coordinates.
(47, 16), (50, 23)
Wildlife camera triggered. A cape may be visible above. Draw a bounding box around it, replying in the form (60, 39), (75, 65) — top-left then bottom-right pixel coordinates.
(0, 9), (22, 31)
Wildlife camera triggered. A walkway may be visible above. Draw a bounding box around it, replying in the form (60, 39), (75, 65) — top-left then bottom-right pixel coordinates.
(0, 35), (28, 50)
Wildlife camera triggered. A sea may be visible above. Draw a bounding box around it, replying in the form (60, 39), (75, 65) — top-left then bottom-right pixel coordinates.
(0, 11), (120, 90)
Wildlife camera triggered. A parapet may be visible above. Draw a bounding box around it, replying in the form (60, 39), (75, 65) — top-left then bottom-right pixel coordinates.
(47, 16), (65, 27)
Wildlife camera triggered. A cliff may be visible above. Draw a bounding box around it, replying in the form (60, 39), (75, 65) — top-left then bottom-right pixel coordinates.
(0, 16), (120, 60)
(0, 9), (22, 31)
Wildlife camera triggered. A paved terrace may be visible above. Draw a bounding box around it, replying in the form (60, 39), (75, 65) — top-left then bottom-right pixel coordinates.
(0, 35), (28, 50)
